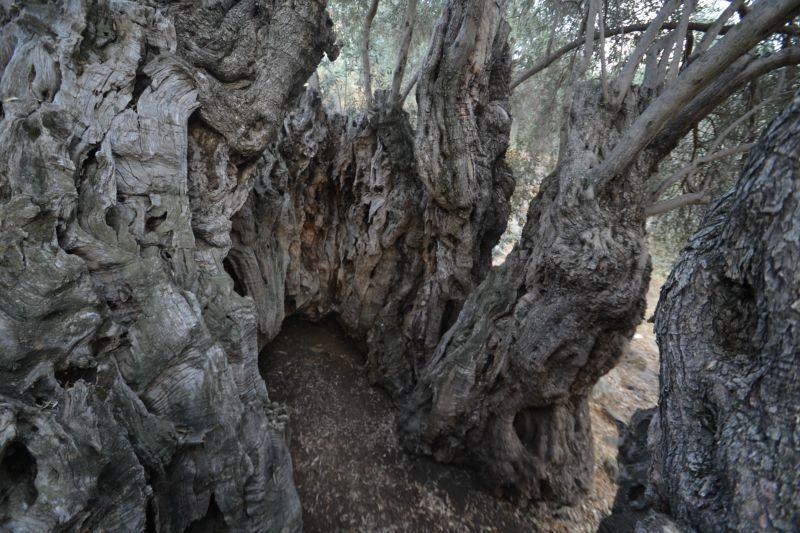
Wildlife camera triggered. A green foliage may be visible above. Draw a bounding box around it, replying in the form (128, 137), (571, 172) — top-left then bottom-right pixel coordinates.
(320, 0), (445, 112)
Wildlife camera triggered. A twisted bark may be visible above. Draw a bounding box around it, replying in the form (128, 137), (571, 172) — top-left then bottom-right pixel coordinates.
(230, 0), (515, 400)
(648, 91), (800, 532)
(0, 1), (335, 531)
(398, 84), (654, 503)
(373, 0), (514, 394)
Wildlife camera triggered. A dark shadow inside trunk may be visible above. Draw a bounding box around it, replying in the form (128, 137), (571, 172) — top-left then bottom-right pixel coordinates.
(0, 441), (38, 519)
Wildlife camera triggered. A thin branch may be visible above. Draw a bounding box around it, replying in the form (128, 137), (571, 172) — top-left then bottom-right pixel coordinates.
(612, 0), (678, 107)
(599, 0), (609, 102)
(693, 0), (745, 57)
(651, 143), (756, 200)
(399, 66), (420, 104)
(579, 0), (600, 78)
(361, 0), (380, 109)
(509, 20), (800, 91)
(666, 0), (694, 82)
(389, 0), (418, 107)
(645, 191), (708, 217)
(653, 89), (791, 199)
(560, 0), (600, 139)
(653, 46), (800, 153)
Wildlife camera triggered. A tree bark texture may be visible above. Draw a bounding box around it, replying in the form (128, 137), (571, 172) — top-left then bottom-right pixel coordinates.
(0, 1), (335, 531)
(228, 89), (427, 353)
(378, 0), (514, 394)
(398, 84), (658, 504)
(647, 91), (800, 532)
(228, 0), (515, 399)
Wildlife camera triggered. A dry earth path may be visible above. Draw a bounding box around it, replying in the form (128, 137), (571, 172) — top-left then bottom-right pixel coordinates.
(259, 278), (661, 532)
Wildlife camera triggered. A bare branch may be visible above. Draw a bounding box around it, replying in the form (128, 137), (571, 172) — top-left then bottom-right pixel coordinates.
(694, 0), (746, 57)
(599, 0), (609, 102)
(361, 0), (380, 109)
(509, 20), (800, 91)
(651, 143), (756, 200)
(577, 0), (601, 79)
(652, 46), (800, 154)
(561, 0), (601, 136)
(612, 0), (678, 107)
(666, 0), (695, 82)
(400, 66), (420, 104)
(645, 191), (709, 217)
(591, 0), (800, 190)
(389, 0), (418, 107)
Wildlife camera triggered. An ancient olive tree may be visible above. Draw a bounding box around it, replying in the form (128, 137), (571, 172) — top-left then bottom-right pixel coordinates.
(0, 1), (335, 531)
(647, 90), (800, 532)
(228, 0), (515, 398)
(603, 88), (800, 533)
(399, 0), (800, 504)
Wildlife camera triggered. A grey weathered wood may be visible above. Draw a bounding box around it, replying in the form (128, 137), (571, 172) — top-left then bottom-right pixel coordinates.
(229, 0), (515, 401)
(648, 91), (800, 532)
(602, 90), (800, 533)
(0, 1), (336, 531)
(398, 82), (654, 504)
(395, 0), (800, 505)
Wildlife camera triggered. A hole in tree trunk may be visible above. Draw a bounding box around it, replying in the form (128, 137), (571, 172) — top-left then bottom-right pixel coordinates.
(439, 299), (460, 339)
(513, 405), (553, 459)
(186, 495), (225, 533)
(0, 441), (38, 518)
(223, 255), (247, 297)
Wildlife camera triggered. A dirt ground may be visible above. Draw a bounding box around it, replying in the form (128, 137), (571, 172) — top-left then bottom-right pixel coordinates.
(259, 279), (662, 532)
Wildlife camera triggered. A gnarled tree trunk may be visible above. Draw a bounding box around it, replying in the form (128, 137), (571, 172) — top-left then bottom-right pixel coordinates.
(395, 0), (800, 504)
(398, 83), (655, 504)
(646, 91), (800, 532)
(375, 0), (515, 395)
(228, 0), (516, 400)
(0, 1), (335, 531)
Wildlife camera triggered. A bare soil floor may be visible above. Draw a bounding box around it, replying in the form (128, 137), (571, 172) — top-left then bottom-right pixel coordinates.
(259, 280), (661, 532)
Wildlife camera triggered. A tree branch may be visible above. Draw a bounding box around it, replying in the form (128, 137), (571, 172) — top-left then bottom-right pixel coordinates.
(389, 0), (418, 107)
(599, 0), (609, 102)
(361, 0), (380, 109)
(652, 46), (800, 155)
(400, 66), (420, 104)
(665, 0), (694, 82)
(612, 0), (678, 106)
(591, 0), (800, 191)
(650, 142), (756, 200)
(509, 20), (800, 91)
(645, 191), (709, 217)
(693, 0), (745, 57)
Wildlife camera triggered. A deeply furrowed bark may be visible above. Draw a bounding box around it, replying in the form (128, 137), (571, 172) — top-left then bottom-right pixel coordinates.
(229, 89), (427, 351)
(229, 0), (515, 400)
(395, 0), (800, 505)
(645, 92), (800, 532)
(374, 0), (514, 394)
(0, 1), (335, 531)
(398, 84), (657, 504)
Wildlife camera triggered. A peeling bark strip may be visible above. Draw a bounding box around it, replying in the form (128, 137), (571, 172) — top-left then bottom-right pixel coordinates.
(649, 92), (800, 532)
(0, 1), (335, 531)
